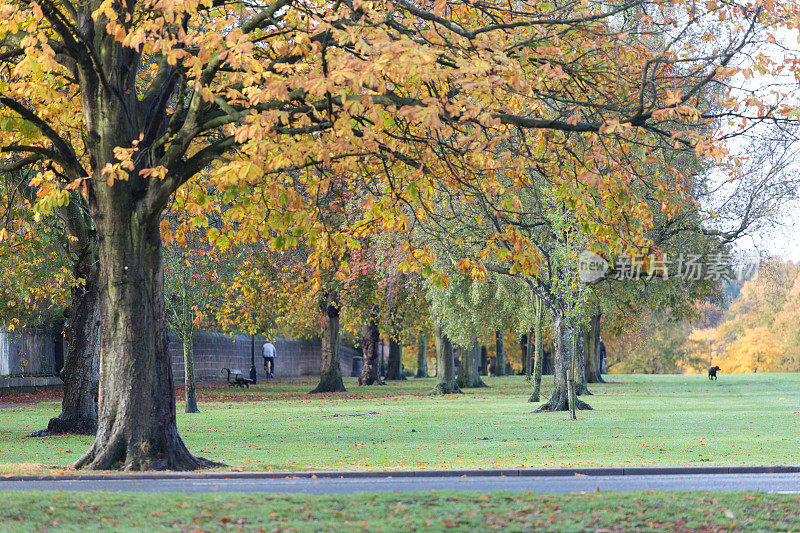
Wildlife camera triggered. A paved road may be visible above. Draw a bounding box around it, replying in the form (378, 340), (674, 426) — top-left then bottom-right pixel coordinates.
(2, 473), (800, 494)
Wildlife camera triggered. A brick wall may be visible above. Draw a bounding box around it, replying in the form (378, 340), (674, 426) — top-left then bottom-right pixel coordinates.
(1, 326), (359, 382)
(0, 328), (57, 377)
(169, 331), (361, 382)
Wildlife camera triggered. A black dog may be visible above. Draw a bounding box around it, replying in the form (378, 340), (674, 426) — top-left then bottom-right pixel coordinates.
(708, 366), (721, 380)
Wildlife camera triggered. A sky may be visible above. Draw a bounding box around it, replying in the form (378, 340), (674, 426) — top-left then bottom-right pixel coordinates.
(740, 207), (800, 263)
(718, 26), (800, 264)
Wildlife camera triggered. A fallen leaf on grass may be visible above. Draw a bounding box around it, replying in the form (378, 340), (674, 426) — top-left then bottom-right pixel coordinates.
(330, 412), (383, 418)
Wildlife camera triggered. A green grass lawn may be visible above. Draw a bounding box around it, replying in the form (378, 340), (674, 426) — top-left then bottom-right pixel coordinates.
(1, 491), (799, 532)
(1, 373), (799, 472)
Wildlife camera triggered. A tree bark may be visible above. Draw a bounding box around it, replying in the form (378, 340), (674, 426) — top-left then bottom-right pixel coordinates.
(479, 345), (488, 376)
(182, 331), (199, 413)
(574, 324), (591, 396)
(416, 334), (428, 378)
(530, 297), (544, 402)
(74, 201), (215, 470)
(311, 291), (346, 393)
(33, 264), (100, 436)
(358, 310), (383, 386)
(457, 338), (487, 388)
(379, 340), (385, 378)
(525, 328), (533, 380)
(32, 202), (100, 437)
(385, 335), (407, 380)
(535, 311), (592, 412)
(494, 330), (506, 376)
(585, 313), (605, 383)
(431, 325), (461, 395)
(568, 329), (577, 420)
(433, 339), (438, 377)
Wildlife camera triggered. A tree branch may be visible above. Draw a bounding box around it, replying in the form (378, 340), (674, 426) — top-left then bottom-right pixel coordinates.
(0, 97), (86, 179)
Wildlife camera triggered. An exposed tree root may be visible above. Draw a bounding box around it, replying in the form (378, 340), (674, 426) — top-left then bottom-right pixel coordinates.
(430, 382), (462, 395)
(358, 376), (385, 386)
(310, 375), (346, 393)
(73, 431), (223, 471)
(28, 416), (97, 438)
(457, 376), (487, 389)
(534, 392), (593, 412)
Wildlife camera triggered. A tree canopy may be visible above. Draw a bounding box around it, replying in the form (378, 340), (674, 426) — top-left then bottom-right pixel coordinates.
(1, 0), (798, 469)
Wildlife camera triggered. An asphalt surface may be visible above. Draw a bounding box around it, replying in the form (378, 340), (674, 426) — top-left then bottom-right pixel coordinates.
(2, 472), (800, 494)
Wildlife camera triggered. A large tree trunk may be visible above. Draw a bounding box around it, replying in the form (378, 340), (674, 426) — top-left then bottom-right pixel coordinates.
(457, 338), (487, 388)
(585, 313), (605, 383)
(385, 335), (407, 380)
(416, 334), (428, 378)
(358, 310), (383, 386)
(34, 262), (100, 436)
(182, 331), (199, 413)
(431, 325), (461, 395)
(494, 330), (506, 376)
(535, 311), (592, 412)
(525, 328), (533, 380)
(574, 325), (591, 396)
(32, 202), (100, 436)
(75, 203), (214, 470)
(530, 297), (544, 402)
(568, 329), (577, 420)
(379, 340), (385, 378)
(311, 291), (346, 393)
(433, 338), (438, 377)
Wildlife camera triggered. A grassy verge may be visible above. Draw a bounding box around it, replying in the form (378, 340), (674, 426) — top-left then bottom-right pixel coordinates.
(1, 490), (799, 532)
(1, 374), (799, 473)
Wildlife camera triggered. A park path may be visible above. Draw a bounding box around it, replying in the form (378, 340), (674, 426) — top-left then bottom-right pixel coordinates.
(2, 472), (799, 494)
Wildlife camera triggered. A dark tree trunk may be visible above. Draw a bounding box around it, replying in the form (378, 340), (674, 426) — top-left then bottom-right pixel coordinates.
(385, 335), (407, 380)
(494, 330), (506, 376)
(416, 334), (428, 378)
(433, 338), (438, 376)
(568, 328), (577, 420)
(32, 201), (100, 437)
(519, 333), (528, 376)
(33, 259), (100, 436)
(379, 340), (386, 378)
(311, 291), (346, 393)
(182, 331), (199, 413)
(75, 201), (216, 470)
(535, 312), (592, 412)
(479, 345), (488, 376)
(585, 313), (605, 383)
(457, 338), (487, 388)
(530, 297), (544, 402)
(574, 325), (591, 396)
(525, 328), (533, 380)
(358, 310), (382, 386)
(431, 325), (461, 395)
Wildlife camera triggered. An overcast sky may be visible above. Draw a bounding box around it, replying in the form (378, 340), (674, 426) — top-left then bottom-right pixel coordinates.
(740, 207), (800, 263)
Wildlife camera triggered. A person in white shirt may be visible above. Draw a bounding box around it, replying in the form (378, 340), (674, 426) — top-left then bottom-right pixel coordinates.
(262, 341), (277, 378)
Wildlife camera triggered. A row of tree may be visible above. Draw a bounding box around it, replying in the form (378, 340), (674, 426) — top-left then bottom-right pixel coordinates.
(0, 0), (798, 470)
